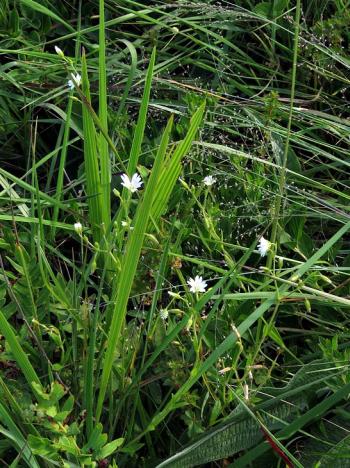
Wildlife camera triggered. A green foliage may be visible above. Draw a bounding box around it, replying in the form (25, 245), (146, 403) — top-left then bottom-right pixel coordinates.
(157, 360), (348, 466)
(0, 0), (350, 466)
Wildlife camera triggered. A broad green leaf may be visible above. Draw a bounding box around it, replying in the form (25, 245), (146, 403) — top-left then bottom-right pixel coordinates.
(0, 309), (42, 399)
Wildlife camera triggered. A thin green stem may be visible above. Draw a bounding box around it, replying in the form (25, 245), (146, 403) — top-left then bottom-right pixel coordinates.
(266, 0), (302, 271)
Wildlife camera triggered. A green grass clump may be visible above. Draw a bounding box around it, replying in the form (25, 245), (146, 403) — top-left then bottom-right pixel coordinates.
(1, 1), (350, 466)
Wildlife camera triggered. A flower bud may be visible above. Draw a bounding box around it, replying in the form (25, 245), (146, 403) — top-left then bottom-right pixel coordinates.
(54, 46), (64, 57)
(168, 291), (182, 300)
(304, 298), (311, 313)
(243, 383), (249, 401)
(74, 222), (83, 235)
(113, 188), (121, 199)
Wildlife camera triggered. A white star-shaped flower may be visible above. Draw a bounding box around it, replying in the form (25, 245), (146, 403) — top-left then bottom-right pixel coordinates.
(257, 236), (271, 257)
(68, 73), (82, 90)
(120, 173), (143, 193)
(203, 175), (216, 186)
(187, 275), (207, 293)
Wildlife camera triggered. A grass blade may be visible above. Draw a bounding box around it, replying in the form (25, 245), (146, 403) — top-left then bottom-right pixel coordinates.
(20, 0), (74, 32)
(98, 0), (111, 228)
(127, 47), (156, 175)
(96, 116), (173, 420)
(151, 101), (205, 223)
(81, 50), (103, 242)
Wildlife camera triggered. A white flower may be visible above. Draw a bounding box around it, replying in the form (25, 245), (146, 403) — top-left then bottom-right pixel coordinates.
(159, 309), (169, 320)
(120, 173), (143, 193)
(203, 175), (216, 186)
(74, 222), (83, 235)
(54, 46), (64, 57)
(257, 236), (271, 257)
(68, 73), (82, 90)
(187, 275), (207, 293)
